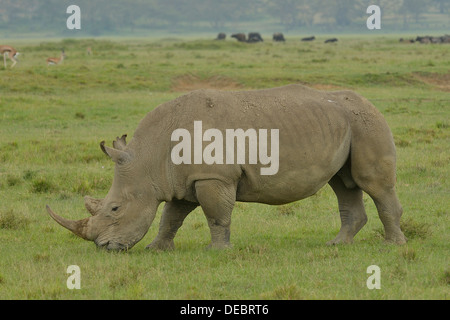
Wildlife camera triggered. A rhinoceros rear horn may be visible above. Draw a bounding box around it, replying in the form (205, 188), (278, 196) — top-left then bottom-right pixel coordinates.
(84, 196), (103, 216)
(100, 140), (131, 164)
(46, 205), (94, 241)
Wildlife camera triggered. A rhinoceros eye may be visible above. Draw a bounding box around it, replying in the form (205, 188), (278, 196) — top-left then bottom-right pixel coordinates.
(112, 206), (120, 212)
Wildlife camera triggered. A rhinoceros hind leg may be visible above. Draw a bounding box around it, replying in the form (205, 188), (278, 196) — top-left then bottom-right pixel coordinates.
(195, 179), (236, 249)
(327, 175), (367, 245)
(352, 156), (407, 245)
(371, 189), (407, 244)
(146, 199), (198, 251)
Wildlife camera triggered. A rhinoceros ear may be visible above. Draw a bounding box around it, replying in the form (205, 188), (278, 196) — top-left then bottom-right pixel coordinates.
(100, 141), (131, 164)
(112, 134), (127, 151)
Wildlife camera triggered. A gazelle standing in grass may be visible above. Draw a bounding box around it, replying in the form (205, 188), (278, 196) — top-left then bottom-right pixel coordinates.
(0, 45), (19, 68)
(47, 49), (66, 66)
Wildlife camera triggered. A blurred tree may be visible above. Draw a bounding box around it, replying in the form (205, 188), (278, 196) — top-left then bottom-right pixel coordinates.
(320, 0), (365, 27)
(267, 0), (323, 31)
(431, 0), (449, 13)
(400, 0), (431, 25)
(266, 0), (301, 30)
(190, 0), (253, 30)
(0, 0), (447, 35)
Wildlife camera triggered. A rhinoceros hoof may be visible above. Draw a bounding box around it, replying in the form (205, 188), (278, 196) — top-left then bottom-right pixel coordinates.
(326, 236), (353, 246)
(384, 234), (407, 245)
(146, 239), (175, 251)
(206, 242), (232, 250)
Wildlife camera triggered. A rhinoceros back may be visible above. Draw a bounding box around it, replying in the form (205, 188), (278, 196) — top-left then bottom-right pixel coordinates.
(134, 85), (358, 204)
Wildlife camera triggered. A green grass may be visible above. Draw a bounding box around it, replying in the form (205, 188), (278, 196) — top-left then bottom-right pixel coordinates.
(0, 36), (448, 299)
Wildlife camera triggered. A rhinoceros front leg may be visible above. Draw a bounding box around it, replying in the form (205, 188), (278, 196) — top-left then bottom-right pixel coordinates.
(195, 179), (236, 249)
(146, 199), (198, 251)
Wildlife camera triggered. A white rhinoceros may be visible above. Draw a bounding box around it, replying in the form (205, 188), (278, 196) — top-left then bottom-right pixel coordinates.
(47, 84), (407, 250)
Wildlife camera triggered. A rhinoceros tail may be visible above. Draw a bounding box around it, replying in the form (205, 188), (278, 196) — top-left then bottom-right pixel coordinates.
(336, 157), (357, 189)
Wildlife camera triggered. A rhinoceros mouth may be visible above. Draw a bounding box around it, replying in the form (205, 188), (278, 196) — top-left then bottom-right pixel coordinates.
(95, 239), (133, 251)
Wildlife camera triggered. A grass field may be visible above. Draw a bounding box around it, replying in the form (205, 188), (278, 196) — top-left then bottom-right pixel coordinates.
(0, 35), (448, 300)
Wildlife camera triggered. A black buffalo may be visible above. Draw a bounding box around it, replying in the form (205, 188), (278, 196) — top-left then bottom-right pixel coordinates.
(231, 33), (246, 42)
(247, 32), (264, 43)
(273, 33), (285, 42)
(416, 35), (450, 44)
(301, 36), (315, 41)
(215, 33), (226, 40)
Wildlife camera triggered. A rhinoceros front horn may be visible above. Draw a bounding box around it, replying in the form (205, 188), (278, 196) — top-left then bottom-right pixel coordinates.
(46, 205), (94, 241)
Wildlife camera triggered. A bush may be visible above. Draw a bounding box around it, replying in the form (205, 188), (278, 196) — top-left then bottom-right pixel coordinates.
(0, 209), (29, 230)
(31, 177), (56, 193)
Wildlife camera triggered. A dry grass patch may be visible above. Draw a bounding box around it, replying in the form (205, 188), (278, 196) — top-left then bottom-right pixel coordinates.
(171, 74), (243, 92)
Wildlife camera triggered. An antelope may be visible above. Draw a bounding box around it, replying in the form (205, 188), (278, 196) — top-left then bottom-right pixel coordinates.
(47, 50), (66, 66)
(0, 45), (19, 68)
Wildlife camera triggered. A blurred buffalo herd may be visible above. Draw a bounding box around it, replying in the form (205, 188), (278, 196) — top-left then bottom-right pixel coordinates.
(215, 32), (338, 44)
(399, 34), (450, 44)
(215, 32), (450, 45)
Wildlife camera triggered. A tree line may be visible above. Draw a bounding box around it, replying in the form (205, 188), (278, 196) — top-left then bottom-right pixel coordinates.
(1, 0), (449, 36)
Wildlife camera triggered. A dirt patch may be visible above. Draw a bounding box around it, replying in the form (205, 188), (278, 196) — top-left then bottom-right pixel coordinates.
(413, 72), (450, 92)
(171, 74), (243, 92)
(309, 83), (348, 91)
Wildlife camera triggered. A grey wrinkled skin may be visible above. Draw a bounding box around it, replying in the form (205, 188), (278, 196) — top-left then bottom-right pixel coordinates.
(47, 84), (407, 251)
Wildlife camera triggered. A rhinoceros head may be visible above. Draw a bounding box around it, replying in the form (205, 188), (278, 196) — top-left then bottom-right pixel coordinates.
(47, 135), (159, 251)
